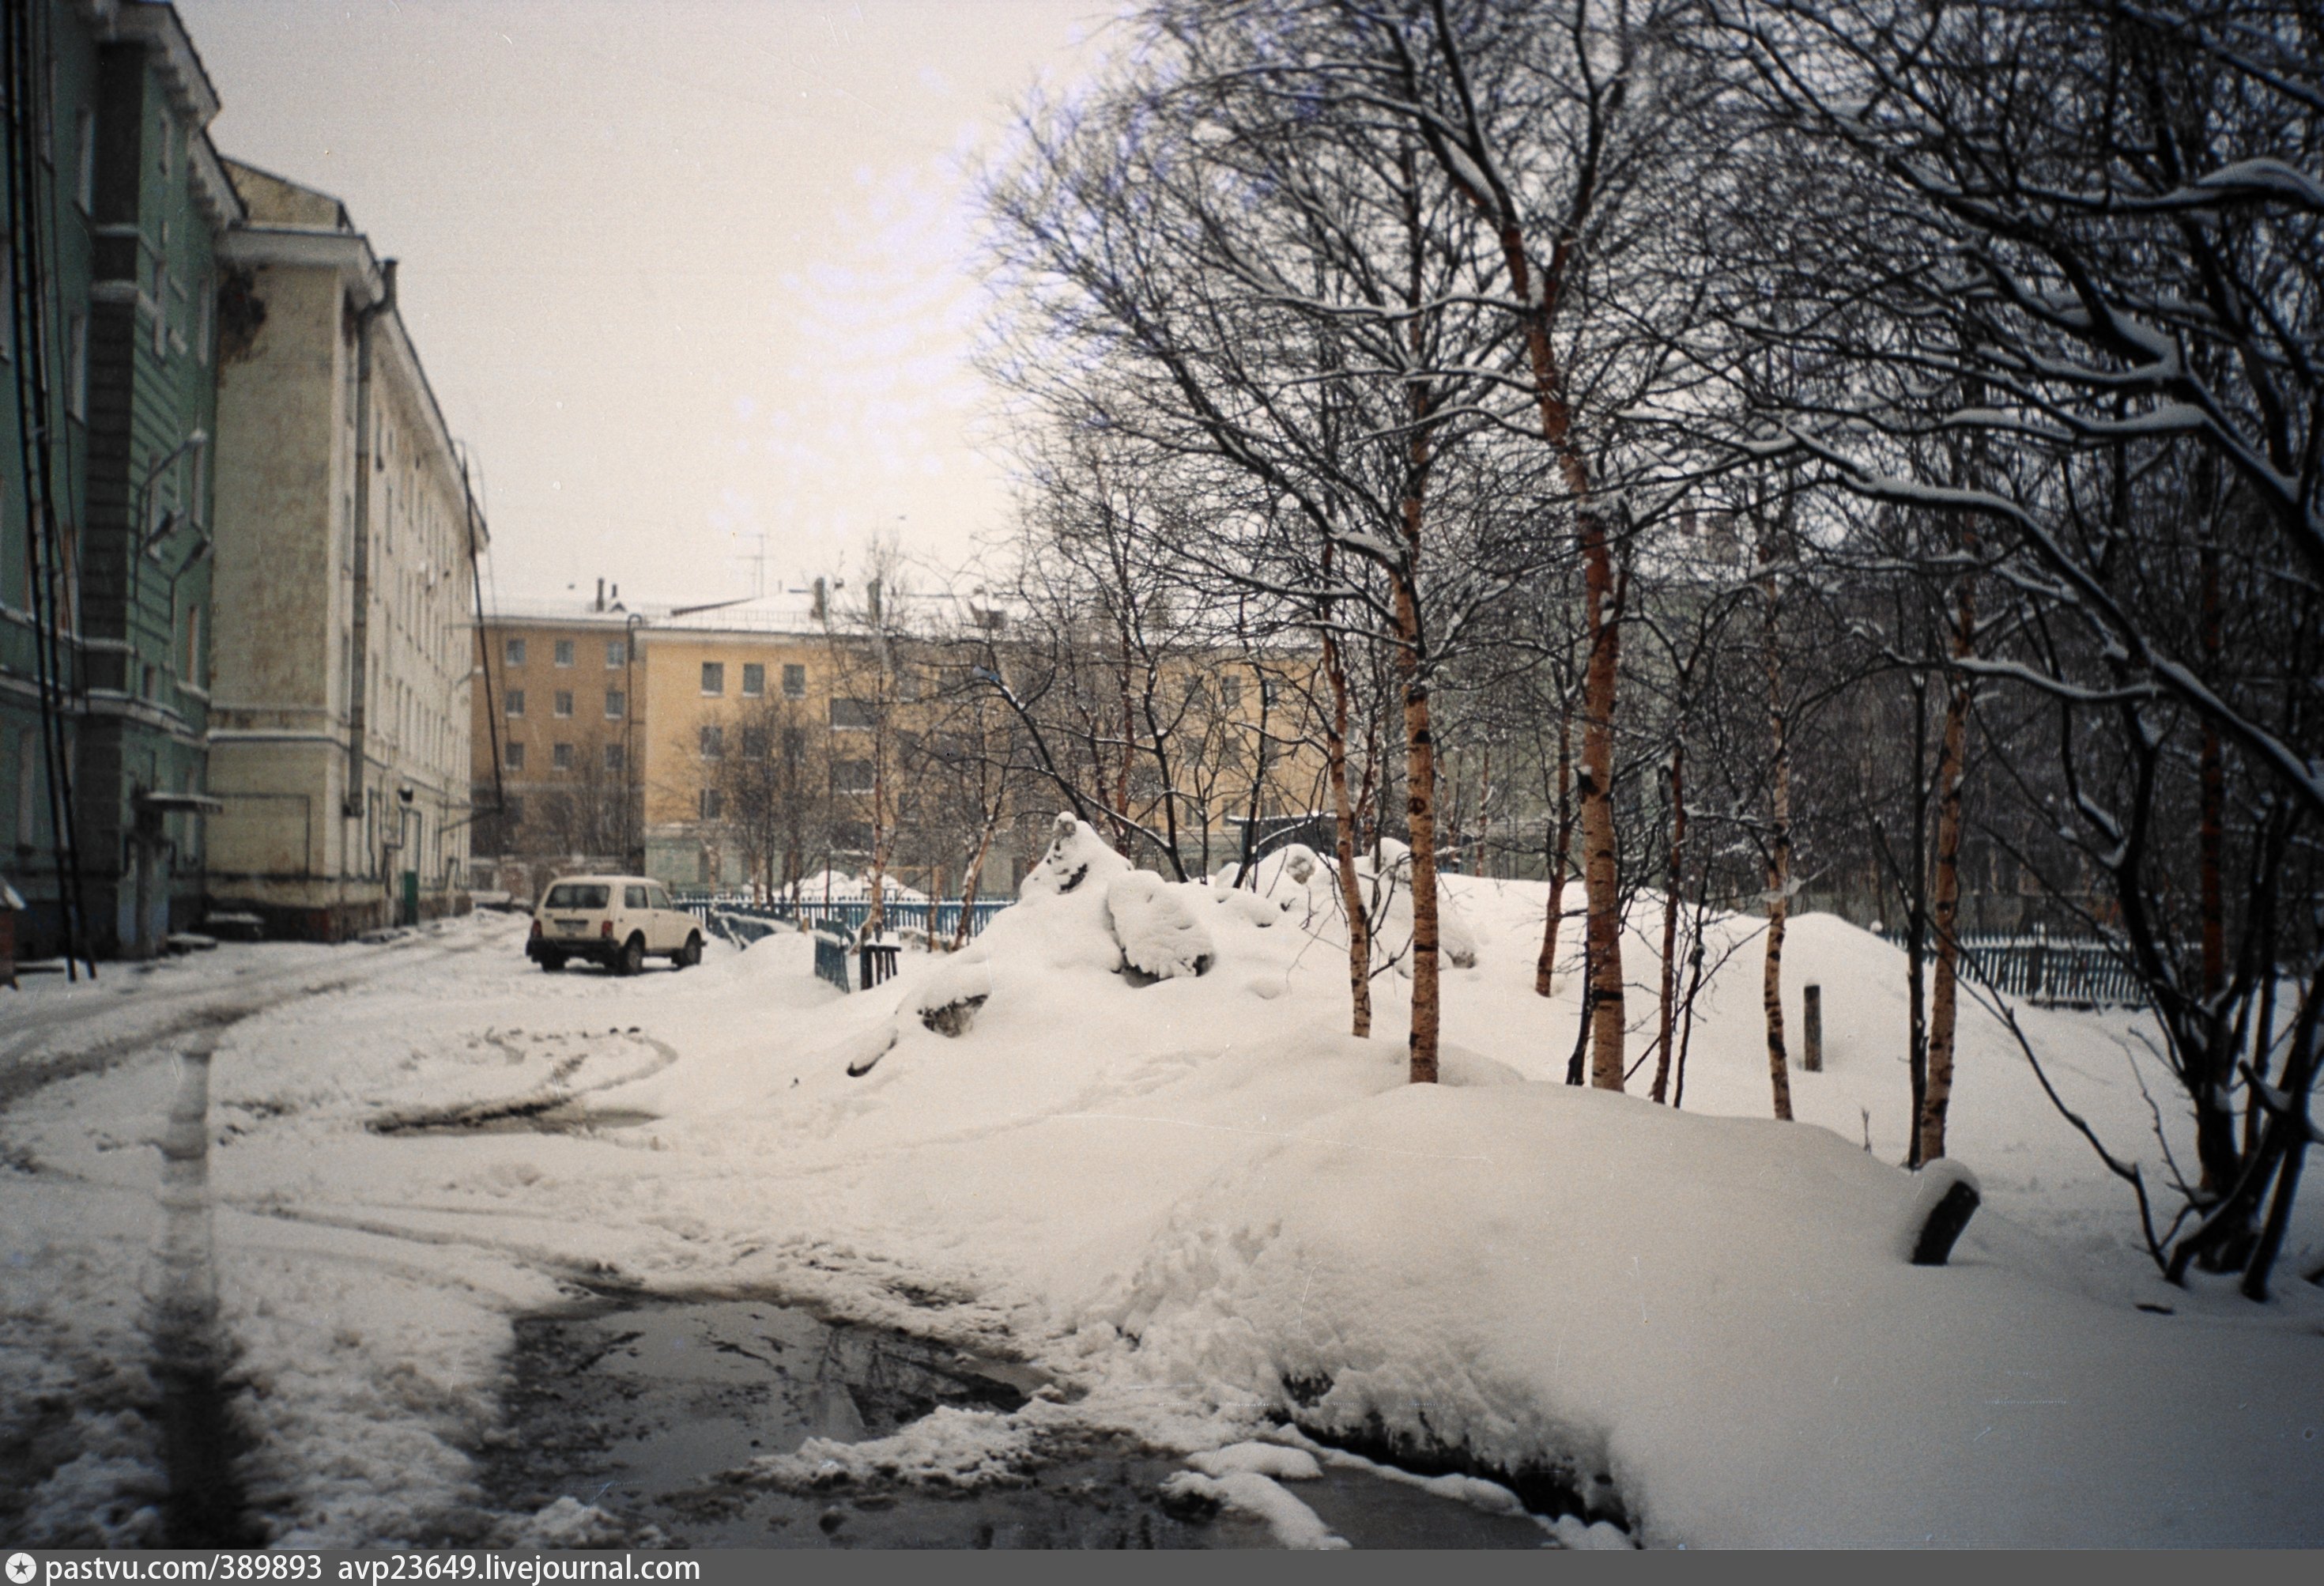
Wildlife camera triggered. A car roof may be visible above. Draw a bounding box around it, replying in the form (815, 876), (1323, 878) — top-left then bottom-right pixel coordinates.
(542, 875), (658, 888)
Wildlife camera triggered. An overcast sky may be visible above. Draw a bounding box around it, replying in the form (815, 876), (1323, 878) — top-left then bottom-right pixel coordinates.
(178, 0), (1118, 607)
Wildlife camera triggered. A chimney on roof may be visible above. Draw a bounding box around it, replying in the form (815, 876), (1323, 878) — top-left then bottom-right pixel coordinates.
(594, 578), (605, 612)
(812, 577), (827, 623)
(609, 583), (621, 611)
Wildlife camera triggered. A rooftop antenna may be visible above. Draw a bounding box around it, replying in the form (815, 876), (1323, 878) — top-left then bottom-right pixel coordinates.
(734, 531), (770, 599)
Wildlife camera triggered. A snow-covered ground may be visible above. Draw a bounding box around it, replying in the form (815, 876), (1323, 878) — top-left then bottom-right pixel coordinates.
(3, 821), (2318, 1547)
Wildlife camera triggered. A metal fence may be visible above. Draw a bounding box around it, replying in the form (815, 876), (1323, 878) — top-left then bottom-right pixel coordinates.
(678, 893), (1009, 943)
(1881, 930), (2147, 1008)
(811, 931), (854, 993)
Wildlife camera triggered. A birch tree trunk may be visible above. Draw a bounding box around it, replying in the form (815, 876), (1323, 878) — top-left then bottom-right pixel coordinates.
(1761, 552), (1795, 1123)
(1398, 489), (1441, 1083)
(1535, 699), (1574, 997)
(1905, 670), (1930, 1168)
(1323, 619), (1372, 1037)
(868, 719), (889, 938)
(953, 811), (1000, 952)
(1651, 741), (1685, 1105)
(1579, 542), (1627, 1091)
(1921, 575), (1975, 1164)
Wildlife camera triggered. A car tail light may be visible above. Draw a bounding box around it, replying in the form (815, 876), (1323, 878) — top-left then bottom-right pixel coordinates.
(602, 920), (614, 938)
(530, 918), (541, 938)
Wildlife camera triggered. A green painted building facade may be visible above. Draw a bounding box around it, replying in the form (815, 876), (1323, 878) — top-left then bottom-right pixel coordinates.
(1, 1), (241, 960)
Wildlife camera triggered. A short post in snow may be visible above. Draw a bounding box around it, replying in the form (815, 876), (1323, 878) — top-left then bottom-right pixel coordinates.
(1802, 983), (1823, 1072)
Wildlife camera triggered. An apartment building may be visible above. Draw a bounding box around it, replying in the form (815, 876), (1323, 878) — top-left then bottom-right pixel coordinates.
(466, 592), (645, 899)
(202, 160), (479, 938)
(470, 579), (1337, 902)
(0, 1), (242, 959)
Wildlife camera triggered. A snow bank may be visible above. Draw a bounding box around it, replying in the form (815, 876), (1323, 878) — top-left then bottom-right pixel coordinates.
(1104, 1079), (2324, 1546)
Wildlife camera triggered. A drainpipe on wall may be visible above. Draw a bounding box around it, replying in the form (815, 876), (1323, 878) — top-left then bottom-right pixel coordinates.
(343, 260), (397, 826)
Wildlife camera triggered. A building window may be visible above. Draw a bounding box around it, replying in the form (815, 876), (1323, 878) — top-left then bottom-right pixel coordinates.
(830, 697), (874, 730)
(554, 639), (574, 666)
(699, 725), (723, 758)
(66, 315), (85, 419)
(781, 727), (805, 765)
(700, 662), (724, 696)
(604, 689), (624, 719)
(504, 689), (525, 718)
(502, 795), (523, 825)
(504, 638), (526, 666)
(181, 603), (201, 682)
(740, 727), (769, 759)
(1220, 674), (1243, 710)
(553, 690), (573, 717)
(741, 663), (764, 697)
(606, 640), (625, 668)
(698, 787), (722, 821)
(505, 741), (526, 771)
(74, 110), (94, 213)
(605, 742), (625, 772)
(17, 730), (36, 847)
(553, 742), (573, 771)
(783, 663), (805, 698)
(832, 821), (871, 853)
(832, 758), (873, 795)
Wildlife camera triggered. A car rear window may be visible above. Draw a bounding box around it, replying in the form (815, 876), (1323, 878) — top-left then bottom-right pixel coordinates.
(625, 885), (649, 908)
(545, 883), (610, 910)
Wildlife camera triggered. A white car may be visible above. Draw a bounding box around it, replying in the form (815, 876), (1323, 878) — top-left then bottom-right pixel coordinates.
(528, 874), (704, 975)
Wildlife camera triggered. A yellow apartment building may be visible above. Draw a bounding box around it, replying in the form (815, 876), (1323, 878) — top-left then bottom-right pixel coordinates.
(474, 581), (1335, 902)
(466, 591), (645, 899)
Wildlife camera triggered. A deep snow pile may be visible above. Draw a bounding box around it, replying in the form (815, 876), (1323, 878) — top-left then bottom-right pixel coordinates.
(714, 819), (2324, 1544)
(2, 829), (2319, 1546)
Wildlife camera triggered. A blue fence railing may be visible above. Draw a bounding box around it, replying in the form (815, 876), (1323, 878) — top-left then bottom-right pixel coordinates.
(812, 931), (854, 993)
(680, 894), (1009, 943)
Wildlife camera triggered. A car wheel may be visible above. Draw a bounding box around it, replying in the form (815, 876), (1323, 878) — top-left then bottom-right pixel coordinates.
(618, 934), (646, 976)
(675, 932), (702, 969)
(538, 953), (565, 973)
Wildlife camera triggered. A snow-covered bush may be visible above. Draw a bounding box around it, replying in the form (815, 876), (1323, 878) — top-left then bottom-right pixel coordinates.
(1364, 839), (1479, 971)
(1105, 872), (1216, 982)
(1018, 811), (1131, 901)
